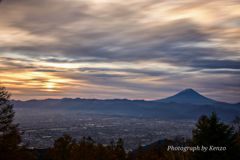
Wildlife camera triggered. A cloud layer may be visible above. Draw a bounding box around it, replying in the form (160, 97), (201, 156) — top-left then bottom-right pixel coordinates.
(0, 0), (240, 102)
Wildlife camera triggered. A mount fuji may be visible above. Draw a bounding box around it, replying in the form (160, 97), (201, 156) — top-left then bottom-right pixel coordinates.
(154, 88), (218, 105)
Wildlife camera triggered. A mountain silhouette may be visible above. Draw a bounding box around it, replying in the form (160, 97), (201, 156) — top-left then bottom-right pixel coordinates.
(154, 88), (218, 105)
(12, 89), (240, 121)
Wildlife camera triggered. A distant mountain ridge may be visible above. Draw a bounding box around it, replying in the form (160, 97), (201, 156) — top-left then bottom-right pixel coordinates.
(11, 89), (240, 122)
(154, 88), (218, 105)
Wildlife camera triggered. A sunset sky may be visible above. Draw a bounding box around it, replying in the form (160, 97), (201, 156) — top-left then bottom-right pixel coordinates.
(0, 0), (240, 103)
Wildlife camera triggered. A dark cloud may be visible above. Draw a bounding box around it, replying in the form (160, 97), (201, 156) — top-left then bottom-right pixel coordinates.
(202, 70), (240, 75)
(86, 74), (125, 78)
(78, 67), (171, 77)
(0, 60), (35, 71)
(191, 60), (240, 69)
(33, 70), (62, 72)
(43, 58), (71, 63)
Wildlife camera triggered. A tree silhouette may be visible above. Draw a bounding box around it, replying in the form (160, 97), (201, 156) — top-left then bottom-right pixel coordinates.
(190, 112), (240, 160)
(0, 85), (33, 160)
(45, 134), (76, 160)
(232, 116), (240, 132)
(232, 116), (240, 146)
(71, 136), (96, 160)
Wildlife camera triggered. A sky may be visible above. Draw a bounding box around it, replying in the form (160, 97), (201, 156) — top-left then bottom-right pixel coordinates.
(0, 0), (240, 103)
